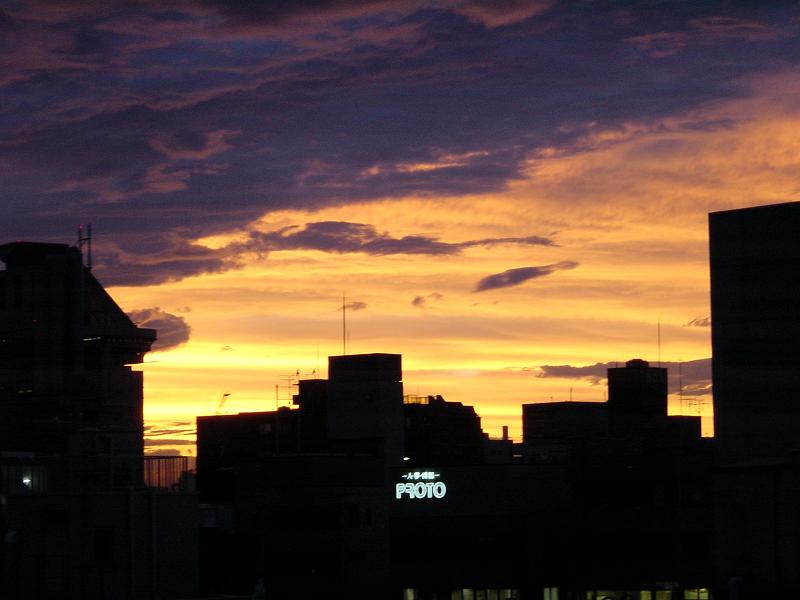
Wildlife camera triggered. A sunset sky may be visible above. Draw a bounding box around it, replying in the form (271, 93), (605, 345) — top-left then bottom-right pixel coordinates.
(3, 1), (800, 453)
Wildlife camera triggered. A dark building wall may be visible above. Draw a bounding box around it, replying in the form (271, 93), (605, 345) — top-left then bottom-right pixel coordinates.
(0, 241), (198, 600)
(523, 402), (607, 442)
(709, 202), (800, 598)
(713, 463), (800, 599)
(1, 491), (199, 600)
(710, 201), (800, 463)
(403, 395), (486, 466)
(196, 354), (405, 598)
(294, 378), (329, 451)
(608, 358), (667, 434)
(389, 464), (570, 596)
(0, 490), (198, 600)
(327, 353), (404, 467)
(196, 353), (713, 598)
(196, 408), (299, 501)
(518, 360), (712, 595)
(0, 242), (155, 474)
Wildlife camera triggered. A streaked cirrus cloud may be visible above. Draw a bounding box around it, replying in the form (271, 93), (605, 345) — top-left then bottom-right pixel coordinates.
(242, 221), (554, 256)
(474, 261), (578, 292)
(93, 222), (555, 286)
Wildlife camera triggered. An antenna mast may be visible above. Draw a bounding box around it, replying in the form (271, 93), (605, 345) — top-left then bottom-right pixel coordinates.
(342, 293), (347, 355)
(657, 319), (661, 367)
(77, 223), (92, 271)
(216, 392), (231, 415)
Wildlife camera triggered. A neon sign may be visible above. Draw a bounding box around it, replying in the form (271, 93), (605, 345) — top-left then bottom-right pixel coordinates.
(395, 471), (447, 500)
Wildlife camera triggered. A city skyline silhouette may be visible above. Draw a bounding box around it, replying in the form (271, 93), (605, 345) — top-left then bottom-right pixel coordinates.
(2, 2), (800, 598)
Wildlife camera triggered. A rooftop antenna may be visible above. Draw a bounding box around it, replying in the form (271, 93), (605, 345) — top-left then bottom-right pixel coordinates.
(77, 223), (92, 271)
(679, 361), (684, 414)
(657, 319), (661, 367)
(277, 372), (299, 408)
(342, 293), (347, 355)
(216, 392), (231, 415)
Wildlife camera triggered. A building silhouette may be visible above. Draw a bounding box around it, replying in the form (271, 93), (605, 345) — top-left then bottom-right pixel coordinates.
(197, 353), (403, 598)
(0, 241), (154, 485)
(0, 241), (198, 599)
(403, 394), (486, 466)
(710, 201), (800, 464)
(710, 201), (800, 598)
(197, 354), (712, 599)
(9, 196), (800, 600)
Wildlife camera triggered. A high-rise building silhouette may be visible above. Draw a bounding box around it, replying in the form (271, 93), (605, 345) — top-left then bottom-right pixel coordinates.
(0, 241), (155, 485)
(710, 202), (800, 598)
(0, 241), (198, 599)
(608, 358), (667, 432)
(710, 201), (800, 463)
(197, 353), (712, 599)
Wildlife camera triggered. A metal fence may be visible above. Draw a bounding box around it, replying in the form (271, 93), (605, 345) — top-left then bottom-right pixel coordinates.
(0, 454), (195, 494)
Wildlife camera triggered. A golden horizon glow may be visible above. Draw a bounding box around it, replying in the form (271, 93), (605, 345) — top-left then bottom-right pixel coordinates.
(120, 74), (800, 454)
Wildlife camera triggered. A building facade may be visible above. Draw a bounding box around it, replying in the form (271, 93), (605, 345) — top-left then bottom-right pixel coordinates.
(710, 202), (800, 598)
(0, 241), (198, 599)
(197, 354), (712, 599)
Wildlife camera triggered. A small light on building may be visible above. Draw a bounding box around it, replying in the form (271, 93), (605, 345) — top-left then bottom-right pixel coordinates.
(21, 476), (32, 488)
(403, 456), (410, 461)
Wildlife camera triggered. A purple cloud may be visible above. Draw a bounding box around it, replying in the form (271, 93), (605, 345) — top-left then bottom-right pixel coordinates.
(412, 292), (444, 308)
(340, 301), (367, 311)
(685, 316), (711, 327)
(0, 1), (796, 286)
(244, 221), (554, 257)
(474, 261), (578, 292)
(127, 306), (192, 350)
(537, 358), (712, 397)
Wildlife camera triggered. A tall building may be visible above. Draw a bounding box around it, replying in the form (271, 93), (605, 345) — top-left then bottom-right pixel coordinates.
(0, 241), (198, 599)
(0, 241), (155, 485)
(196, 353), (405, 598)
(709, 202), (800, 598)
(607, 358), (667, 432)
(196, 353), (714, 599)
(709, 201), (800, 463)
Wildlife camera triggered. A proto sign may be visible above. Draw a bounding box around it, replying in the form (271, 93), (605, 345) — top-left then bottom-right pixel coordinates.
(395, 470), (447, 500)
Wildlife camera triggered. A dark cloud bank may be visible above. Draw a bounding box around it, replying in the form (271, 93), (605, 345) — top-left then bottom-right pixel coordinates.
(244, 222), (553, 257)
(538, 358), (712, 397)
(127, 307), (192, 350)
(1, 1), (798, 284)
(94, 221), (556, 285)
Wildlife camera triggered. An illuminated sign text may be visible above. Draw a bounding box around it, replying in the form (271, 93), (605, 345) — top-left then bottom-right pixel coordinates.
(395, 471), (447, 500)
